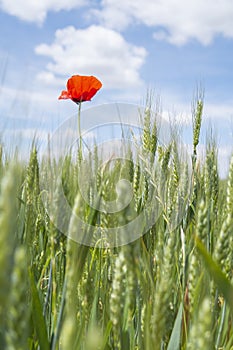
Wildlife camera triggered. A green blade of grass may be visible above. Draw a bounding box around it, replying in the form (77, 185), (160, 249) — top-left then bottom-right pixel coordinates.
(29, 270), (50, 350)
(167, 302), (183, 350)
(195, 238), (233, 312)
(100, 321), (112, 350)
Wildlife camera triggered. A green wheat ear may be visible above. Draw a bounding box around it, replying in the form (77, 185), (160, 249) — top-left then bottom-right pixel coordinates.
(186, 297), (213, 349)
(204, 143), (219, 207)
(142, 106), (151, 154)
(226, 153), (233, 215)
(0, 163), (20, 344)
(213, 154), (233, 276)
(110, 251), (127, 349)
(151, 230), (177, 349)
(188, 251), (200, 318)
(25, 147), (40, 203)
(6, 246), (30, 350)
(192, 88), (204, 166)
(196, 199), (208, 247)
(150, 117), (158, 162)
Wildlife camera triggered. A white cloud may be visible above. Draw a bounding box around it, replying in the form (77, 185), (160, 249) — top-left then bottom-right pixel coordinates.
(4, 127), (48, 142)
(35, 25), (147, 89)
(0, 85), (54, 112)
(36, 71), (64, 86)
(204, 102), (233, 121)
(2, 0), (233, 45)
(94, 0), (233, 45)
(0, 0), (87, 24)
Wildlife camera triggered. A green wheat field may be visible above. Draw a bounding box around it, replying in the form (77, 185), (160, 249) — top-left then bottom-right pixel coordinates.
(0, 95), (233, 350)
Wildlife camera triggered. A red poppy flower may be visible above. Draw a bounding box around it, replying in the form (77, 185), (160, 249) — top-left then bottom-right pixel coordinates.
(58, 75), (102, 103)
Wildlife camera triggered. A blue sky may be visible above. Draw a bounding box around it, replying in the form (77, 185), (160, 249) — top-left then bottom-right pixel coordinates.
(0, 0), (233, 176)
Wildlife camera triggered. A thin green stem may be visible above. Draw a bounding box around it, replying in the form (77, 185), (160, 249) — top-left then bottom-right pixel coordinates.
(77, 102), (82, 160)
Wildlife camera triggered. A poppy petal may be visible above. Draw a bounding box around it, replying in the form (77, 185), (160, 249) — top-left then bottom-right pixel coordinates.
(59, 75), (102, 103)
(58, 90), (71, 100)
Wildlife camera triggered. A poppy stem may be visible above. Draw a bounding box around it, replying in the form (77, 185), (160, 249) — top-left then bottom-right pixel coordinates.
(77, 102), (82, 160)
